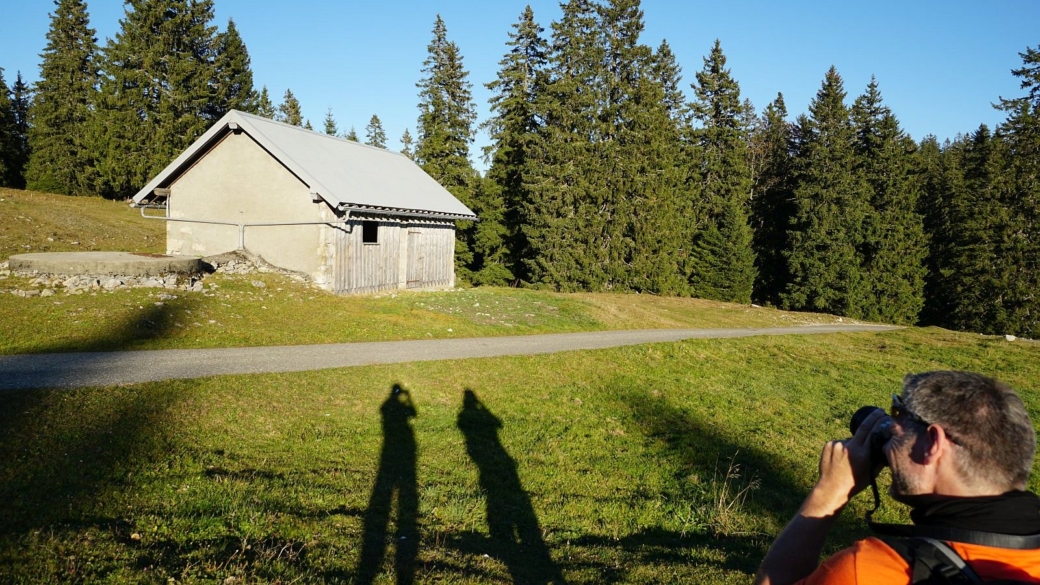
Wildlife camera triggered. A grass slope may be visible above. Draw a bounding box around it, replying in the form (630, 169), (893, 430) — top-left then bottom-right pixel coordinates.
(0, 188), (164, 260)
(1, 327), (1038, 583)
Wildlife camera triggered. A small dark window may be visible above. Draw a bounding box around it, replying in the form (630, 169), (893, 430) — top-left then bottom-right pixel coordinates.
(362, 220), (379, 244)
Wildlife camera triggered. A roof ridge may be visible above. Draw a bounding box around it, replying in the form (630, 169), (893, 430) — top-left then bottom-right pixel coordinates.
(231, 109), (410, 159)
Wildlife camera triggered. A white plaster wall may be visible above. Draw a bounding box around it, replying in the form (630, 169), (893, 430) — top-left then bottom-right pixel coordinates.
(167, 132), (331, 281)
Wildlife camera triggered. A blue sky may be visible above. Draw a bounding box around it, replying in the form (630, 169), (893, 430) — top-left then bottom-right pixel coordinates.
(2, 0), (1038, 170)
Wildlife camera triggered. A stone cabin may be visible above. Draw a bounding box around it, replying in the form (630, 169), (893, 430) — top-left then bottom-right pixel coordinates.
(131, 110), (476, 294)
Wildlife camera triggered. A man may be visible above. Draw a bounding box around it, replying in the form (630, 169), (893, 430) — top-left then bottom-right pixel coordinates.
(755, 371), (1040, 584)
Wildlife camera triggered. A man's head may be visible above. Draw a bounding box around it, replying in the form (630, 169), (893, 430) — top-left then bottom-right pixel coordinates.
(885, 371), (1036, 497)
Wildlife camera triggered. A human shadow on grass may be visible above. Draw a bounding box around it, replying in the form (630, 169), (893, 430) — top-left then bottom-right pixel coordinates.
(355, 384), (420, 585)
(456, 389), (566, 584)
(618, 387), (874, 574)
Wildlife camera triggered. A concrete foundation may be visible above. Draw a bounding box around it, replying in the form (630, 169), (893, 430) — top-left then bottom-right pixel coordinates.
(9, 252), (204, 276)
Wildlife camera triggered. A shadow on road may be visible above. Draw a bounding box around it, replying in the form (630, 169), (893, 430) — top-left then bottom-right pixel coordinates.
(355, 383), (420, 585)
(456, 389), (566, 584)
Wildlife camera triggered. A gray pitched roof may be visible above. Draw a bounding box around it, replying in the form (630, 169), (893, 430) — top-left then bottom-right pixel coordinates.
(131, 110), (477, 220)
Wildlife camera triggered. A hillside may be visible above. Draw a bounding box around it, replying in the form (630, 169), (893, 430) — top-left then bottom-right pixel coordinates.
(0, 187), (855, 355)
(0, 188), (164, 261)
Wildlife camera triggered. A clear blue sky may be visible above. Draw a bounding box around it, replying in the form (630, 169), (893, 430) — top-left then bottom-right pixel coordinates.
(2, 0), (1038, 171)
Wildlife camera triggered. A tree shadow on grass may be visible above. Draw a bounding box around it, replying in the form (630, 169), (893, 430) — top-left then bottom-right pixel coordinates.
(0, 301), (193, 577)
(456, 389), (566, 584)
(355, 383), (420, 585)
(617, 386), (874, 574)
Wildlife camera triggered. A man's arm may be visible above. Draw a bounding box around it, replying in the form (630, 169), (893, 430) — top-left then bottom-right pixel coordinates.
(754, 409), (886, 585)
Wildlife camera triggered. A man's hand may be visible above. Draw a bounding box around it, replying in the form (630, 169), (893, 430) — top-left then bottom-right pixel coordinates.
(753, 408), (889, 585)
(802, 408), (887, 518)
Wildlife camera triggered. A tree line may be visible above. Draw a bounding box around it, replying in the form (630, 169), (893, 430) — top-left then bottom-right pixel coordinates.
(0, 0), (1037, 338)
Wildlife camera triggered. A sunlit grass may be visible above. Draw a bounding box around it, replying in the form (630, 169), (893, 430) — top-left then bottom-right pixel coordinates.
(0, 272), (857, 355)
(2, 327), (1037, 582)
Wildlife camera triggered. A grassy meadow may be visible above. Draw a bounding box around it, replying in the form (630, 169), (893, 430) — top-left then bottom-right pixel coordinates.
(2, 188), (1039, 583)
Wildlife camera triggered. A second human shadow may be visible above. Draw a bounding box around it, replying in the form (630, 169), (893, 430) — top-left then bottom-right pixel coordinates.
(457, 389), (565, 584)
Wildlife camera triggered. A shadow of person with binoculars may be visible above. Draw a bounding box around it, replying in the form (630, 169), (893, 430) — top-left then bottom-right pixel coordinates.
(356, 384), (419, 585)
(457, 389), (566, 584)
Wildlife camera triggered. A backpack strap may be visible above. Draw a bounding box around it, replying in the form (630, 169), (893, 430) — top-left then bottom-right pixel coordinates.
(871, 521), (1040, 550)
(880, 537), (983, 585)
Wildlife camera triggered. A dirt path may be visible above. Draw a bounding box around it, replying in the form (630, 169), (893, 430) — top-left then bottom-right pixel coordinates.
(0, 324), (900, 391)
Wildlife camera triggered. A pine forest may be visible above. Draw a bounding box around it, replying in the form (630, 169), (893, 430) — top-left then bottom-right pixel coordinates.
(1, 0), (1038, 339)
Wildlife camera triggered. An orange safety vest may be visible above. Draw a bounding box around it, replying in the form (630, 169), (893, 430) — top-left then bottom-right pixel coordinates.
(795, 537), (1040, 584)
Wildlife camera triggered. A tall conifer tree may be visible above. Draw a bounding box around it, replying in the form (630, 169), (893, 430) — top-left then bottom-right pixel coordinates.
(415, 15), (479, 277)
(851, 78), (927, 324)
(783, 67), (870, 317)
(400, 128), (414, 159)
(277, 88), (303, 126)
(750, 93), (794, 305)
(255, 85), (275, 119)
(91, 0), (220, 198)
(990, 45), (1040, 336)
(8, 73), (31, 189)
(940, 126), (1006, 333)
(687, 40), (756, 303)
(210, 18), (255, 117)
(322, 107), (338, 135)
(0, 69), (20, 188)
(484, 6), (548, 283)
(365, 114), (387, 148)
(522, 0), (602, 289)
(25, 0), (98, 195)
(917, 134), (962, 326)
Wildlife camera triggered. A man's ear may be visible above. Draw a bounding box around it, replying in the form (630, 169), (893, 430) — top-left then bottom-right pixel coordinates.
(924, 425), (952, 463)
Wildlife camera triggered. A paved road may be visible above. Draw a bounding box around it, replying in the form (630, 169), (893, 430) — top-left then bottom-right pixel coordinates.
(0, 324), (899, 391)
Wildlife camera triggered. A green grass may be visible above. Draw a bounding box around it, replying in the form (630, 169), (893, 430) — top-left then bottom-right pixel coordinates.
(0, 188), (164, 260)
(2, 326), (1038, 583)
(1, 186), (853, 355)
(0, 272), (855, 355)
(4, 187), (1037, 582)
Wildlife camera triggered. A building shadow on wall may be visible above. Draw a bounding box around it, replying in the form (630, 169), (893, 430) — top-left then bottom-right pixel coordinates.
(456, 389), (566, 585)
(356, 384), (419, 585)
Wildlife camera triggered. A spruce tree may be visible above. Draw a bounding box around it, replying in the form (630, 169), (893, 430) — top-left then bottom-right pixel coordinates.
(851, 78), (927, 324)
(750, 93), (794, 305)
(345, 126), (358, 141)
(91, 0), (220, 198)
(687, 40), (756, 303)
(0, 69), (20, 188)
(24, 0), (98, 195)
(522, 0), (601, 290)
(917, 134), (961, 326)
(8, 73), (31, 189)
(990, 44), (1040, 337)
(365, 114), (387, 148)
(599, 0), (686, 294)
(277, 88), (303, 126)
(255, 85), (275, 119)
(940, 126), (1005, 334)
(414, 15), (479, 279)
(400, 128), (414, 159)
(782, 67), (870, 317)
(210, 18), (255, 117)
(323, 107), (338, 135)
(651, 39), (687, 125)
(484, 5), (548, 283)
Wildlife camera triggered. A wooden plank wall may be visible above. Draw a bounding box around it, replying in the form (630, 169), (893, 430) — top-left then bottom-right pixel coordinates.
(334, 218), (455, 294)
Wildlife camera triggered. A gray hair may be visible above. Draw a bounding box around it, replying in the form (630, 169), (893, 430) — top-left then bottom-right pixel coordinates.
(903, 371), (1036, 491)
